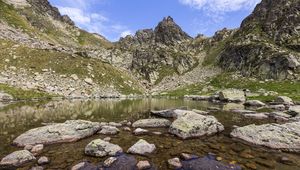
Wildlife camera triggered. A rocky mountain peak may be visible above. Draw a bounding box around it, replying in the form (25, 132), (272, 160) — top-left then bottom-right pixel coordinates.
(154, 16), (192, 45)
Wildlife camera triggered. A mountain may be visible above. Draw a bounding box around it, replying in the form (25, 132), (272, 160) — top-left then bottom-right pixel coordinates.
(217, 0), (300, 80)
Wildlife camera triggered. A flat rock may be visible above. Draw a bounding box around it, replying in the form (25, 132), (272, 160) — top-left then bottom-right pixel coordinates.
(101, 154), (141, 170)
(98, 126), (120, 135)
(132, 119), (171, 128)
(85, 139), (123, 157)
(243, 113), (269, 119)
(136, 160), (151, 170)
(169, 112), (224, 139)
(127, 139), (156, 155)
(151, 109), (175, 118)
(0, 150), (36, 167)
(133, 128), (149, 135)
(13, 120), (101, 147)
(244, 100), (266, 107)
(168, 158), (182, 169)
(231, 122), (300, 152)
(219, 89), (245, 102)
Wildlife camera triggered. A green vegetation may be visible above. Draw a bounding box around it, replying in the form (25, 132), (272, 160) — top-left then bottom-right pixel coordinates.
(0, 84), (53, 100)
(77, 30), (113, 49)
(0, 39), (142, 95)
(161, 73), (300, 102)
(155, 66), (177, 85)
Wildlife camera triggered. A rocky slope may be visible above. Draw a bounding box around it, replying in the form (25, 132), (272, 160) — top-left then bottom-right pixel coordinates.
(217, 0), (300, 80)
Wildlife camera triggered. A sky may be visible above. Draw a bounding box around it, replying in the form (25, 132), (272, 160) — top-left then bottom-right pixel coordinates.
(48, 0), (261, 42)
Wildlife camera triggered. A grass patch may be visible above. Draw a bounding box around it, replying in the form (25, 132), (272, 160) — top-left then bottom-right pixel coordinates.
(0, 84), (53, 100)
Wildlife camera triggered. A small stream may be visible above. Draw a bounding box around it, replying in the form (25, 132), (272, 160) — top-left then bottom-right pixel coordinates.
(0, 98), (299, 169)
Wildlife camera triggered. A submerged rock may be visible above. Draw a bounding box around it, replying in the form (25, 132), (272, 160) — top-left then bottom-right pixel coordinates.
(231, 122), (300, 152)
(243, 113), (269, 119)
(169, 112), (224, 139)
(85, 139), (123, 157)
(219, 89), (245, 102)
(13, 120), (101, 147)
(0, 150), (36, 167)
(132, 119), (171, 128)
(127, 139), (156, 155)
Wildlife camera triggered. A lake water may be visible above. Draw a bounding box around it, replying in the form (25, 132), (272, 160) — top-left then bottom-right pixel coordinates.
(0, 98), (299, 169)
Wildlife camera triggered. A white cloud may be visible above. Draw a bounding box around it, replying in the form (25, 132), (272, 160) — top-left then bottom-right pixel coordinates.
(179, 0), (260, 12)
(58, 7), (91, 24)
(120, 30), (133, 38)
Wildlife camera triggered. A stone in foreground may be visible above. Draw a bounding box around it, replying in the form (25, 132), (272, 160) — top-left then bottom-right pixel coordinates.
(219, 89), (245, 102)
(132, 119), (171, 128)
(85, 139), (123, 157)
(13, 120), (101, 147)
(127, 139), (156, 155)
(0, 150), (36, 167)
(169, 112), (224, 139)
(231, 122), (300, 152)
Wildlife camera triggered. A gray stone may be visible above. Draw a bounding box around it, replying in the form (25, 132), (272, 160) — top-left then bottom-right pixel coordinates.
(288, 105), (300, 116)
(136, 160), (151, 170)
(219, 89), (245, 102)
(127, 139), (156, 155)
(132, 119), (171, 128)
(133, 128), (149, 135)
(0, 92), (13, 101)
(13, 120), (101, 146)
(231, 122), (300, 152)
(243, 113), (269, 119)
(103, 157), (117, 167)
(37, 156), (49, 165)
(99, 126), (120, 135)
(168, 157), (182, 169)
(0, 150), (36, 167)
(151, 109), (175, 118)
(31, 144), (44, 154)
(276, 96), (294, 105)
(85, 139), (123, 157)
(192, 109), (209, 115)
(244, 100), (266, 107)
(169, 112), (224, 139)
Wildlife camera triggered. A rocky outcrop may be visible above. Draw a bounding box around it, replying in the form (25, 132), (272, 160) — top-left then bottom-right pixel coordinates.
(13, 120), (101, 146)
(231, 122), (300, 152)
(169, 112), (224, 139)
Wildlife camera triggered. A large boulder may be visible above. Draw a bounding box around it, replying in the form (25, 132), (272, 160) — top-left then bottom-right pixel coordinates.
(85, 139), (123, 157)
(219, 89), (245, 102)
(127, 139), (156, 155)
(0, 150), (36, 168)
(169, 112), (224, 139)
(98, 126), (120, 135)
(132, 119), (171, 128)
(13, 120), (101, 147)
(231, 122), (300, 152)
(0, 92), (13, 102)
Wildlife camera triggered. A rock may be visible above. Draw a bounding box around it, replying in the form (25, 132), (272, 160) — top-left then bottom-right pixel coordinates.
(268, 104), (286, 111)
(151, 109), (175, 118)
(231, 109), (256, 114)
(136, 160), (151, 170)
(13, 120), (101, 146)
(132, 119), (171, 128)
(84, 78), (93, 85)
(100, 154), (138, 170)
(70, 74), (79, 81)
(103, 157), (117, 167)
(85, 139), (123, 157)
(98, 126), (120, 135)
(180, 153), (199, 160)
(103, 137), (111, 142)
(278, 156), (295, 165)
(269, 112), (291, 121)
(244, 100), (266, 107)
(0, 92), (13, 101)
(71, 162), (98, 170)
(243, 113), (269, 119)
(37, 156), (49, 165)
(219, 89), (246, 102)
(108, 122), (122, 127)
(275, 96), (294, 105)
(288, 105), (300, 116)
(0, 150), (36, 167)
(123, 127), (131, 131)
(168, 158), (182, 169)
(133, 128), (149, 135)
(169, 112), (224, 139)
(173, 109), (199, 118)
(31, 144), (44, 155)
(192, 109), (209, 115)
(180, 155), (241, 170)
(230, 122), (300, 152)
(127, 139), (156, 155)
(24, 145), (33, 151)
(30, 166), (44, 170)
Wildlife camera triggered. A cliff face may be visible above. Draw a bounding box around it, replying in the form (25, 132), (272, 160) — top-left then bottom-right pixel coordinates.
(218, 0), (300, 80)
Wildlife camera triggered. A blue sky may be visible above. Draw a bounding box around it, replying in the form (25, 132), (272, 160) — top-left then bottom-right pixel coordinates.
(49, 0), (261, 41)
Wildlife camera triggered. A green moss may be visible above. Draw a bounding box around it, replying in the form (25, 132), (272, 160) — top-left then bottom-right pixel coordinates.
(0, 84), (53, 100)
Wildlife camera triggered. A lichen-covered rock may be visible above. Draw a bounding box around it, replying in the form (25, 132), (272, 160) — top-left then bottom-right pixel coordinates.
(0, 150), (36, 167)
(132, 119), (171, 128)
(169, 112), (224, 139)
(13, 120), (101, 147)
(98, 126), (120, 135)
(231, 122), (300, 152)
(219, 89), (245, 102)
(85, 139), (123, 157)
(127, 139), (156, 155)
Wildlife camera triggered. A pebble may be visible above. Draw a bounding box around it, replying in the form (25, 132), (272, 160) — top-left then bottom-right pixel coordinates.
(136, 160), (151, 170)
